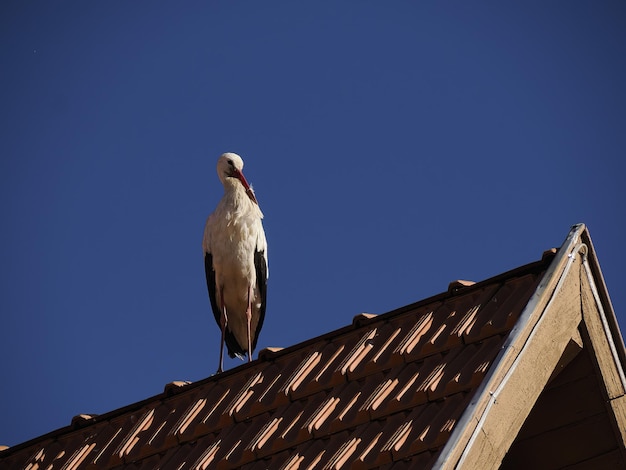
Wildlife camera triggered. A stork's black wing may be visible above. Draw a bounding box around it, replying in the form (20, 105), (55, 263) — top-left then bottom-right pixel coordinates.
(251, 248), (268, 352)
(204, 252), (221, 328)
(204, 251), (247, 358)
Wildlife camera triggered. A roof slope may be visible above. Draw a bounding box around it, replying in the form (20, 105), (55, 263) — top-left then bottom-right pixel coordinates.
(2, 224), (625, 469)
(435, 224), (626, 469)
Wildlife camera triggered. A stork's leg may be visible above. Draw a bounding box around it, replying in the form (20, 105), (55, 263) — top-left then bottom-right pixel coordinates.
(217, 286), (227, 374)
(246, 285), (253, 363)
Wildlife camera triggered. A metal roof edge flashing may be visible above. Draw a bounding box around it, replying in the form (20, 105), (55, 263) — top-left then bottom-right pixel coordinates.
(579, 229), (626, 377)
(433, 223), (587, 470)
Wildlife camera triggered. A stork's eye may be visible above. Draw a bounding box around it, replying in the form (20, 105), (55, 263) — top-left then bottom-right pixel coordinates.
(227, 159), (234, 167)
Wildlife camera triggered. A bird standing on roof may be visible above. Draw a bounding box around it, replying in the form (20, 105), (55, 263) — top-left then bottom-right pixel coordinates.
(202, 153), (268, 373)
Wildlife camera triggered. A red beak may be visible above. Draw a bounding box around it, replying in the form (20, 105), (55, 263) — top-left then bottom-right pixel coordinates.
(233, 169), (259, 205)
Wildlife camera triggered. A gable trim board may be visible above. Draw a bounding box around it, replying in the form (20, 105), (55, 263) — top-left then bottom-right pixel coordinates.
(435, 223), (626, 469)
(1, 223), (625, 469)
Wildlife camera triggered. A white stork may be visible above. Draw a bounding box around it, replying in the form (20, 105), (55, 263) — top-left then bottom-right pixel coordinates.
(202, 153), (268, 373)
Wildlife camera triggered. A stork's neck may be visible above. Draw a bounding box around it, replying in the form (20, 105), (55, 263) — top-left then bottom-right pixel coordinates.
(225, 177), (257, 203)
(222, 179), (263, 217)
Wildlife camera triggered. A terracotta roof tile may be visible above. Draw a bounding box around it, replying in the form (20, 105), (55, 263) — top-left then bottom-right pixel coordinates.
(357, 323), (404, 377)
(358, 412), (408, 468)
(185, 436), (221, 469)
(440, 335), (505, 396)
(291, 341), (347, 399)
(465, 273), (539, 342)
(1, 256), (550, 469)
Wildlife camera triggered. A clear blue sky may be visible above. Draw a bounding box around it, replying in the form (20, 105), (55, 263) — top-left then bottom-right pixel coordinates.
(1, 2), (625, 447)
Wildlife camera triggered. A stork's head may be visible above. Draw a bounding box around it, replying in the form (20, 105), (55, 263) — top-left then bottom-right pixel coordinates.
(216, 152), (258, 204)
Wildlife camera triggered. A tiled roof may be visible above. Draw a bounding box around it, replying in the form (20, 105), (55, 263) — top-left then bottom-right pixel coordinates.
(0, 256), (548, 469)
(2, 224), (625, 469)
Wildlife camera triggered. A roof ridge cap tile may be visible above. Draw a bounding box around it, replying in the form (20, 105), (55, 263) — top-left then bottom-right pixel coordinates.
(352, 313), (378, 327)
(448, 280), (476, 293)
(163, 381), (192, 396)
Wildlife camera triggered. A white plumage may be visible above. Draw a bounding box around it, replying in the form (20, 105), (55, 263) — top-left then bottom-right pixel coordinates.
(202, 153), (268, 373)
